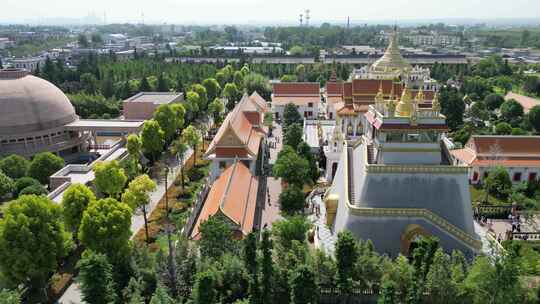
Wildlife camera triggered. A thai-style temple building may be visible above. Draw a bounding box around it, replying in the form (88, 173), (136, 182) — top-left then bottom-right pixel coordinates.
(324, 28), (439, 139)
(451, 135), (540, 185)
(322, 30), (480, 257)
(190, 161), (259, 240)
(324, 84), (481, 257)
(205, 92), (268, 182)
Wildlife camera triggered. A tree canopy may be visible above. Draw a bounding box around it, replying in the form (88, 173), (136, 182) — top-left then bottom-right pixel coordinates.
(93, 160), (127, 198)
(0, 154), (30, 179)
(27, 152), (64, 185)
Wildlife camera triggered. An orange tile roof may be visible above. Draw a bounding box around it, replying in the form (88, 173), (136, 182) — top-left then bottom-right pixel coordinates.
(343, 82), (353, 98)
(450, 148), (477, 164)
(206, 95), (265, 158)
(505, 92), (540, 113)
(191, 161), (259, 239)
(468, 135), (540, 157)
(327, 96), (344, 105)
(325, 81), (343, 96)
(249, 91), (269, 112)
(273, 82), (320, 96)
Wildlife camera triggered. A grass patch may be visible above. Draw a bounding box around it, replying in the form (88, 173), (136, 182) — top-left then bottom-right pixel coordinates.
(470, 185), (507, 205)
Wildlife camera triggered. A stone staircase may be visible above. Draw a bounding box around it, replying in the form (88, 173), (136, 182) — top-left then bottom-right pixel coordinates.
(366, 144), (375, 164)
(347, 147), (355, 204)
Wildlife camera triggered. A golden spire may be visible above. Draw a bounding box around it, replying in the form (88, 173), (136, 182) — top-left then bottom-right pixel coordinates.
(415, 86), (425, 104)
(432, 92), (441, 113)
(375, 81), (385, 105)
(395, 84), (413, 117)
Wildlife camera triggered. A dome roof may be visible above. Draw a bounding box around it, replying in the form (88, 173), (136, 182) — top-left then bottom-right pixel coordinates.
(370, 30), (412, 74)
(0, 70), (77, 136)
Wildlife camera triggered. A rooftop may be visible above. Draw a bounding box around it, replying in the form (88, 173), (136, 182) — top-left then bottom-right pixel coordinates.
(124, 92), (184, 105)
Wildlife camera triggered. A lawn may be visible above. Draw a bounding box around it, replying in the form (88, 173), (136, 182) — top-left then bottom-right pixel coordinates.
(469, 185), (507, 205)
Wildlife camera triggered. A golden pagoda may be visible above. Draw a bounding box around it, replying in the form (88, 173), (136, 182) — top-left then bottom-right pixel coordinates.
(375, 81), (385, 105)
(395, 84), (413, 117)
(370, 27), (412, 76)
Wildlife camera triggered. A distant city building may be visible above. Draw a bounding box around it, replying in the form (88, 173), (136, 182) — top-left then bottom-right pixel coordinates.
(271, 82), (321, 120)
(405, 34), (461, 47)
(450, 135), (540, 185)
(11, 57), (45, 72)
(123, 92), (184, 120)
(0, 38), (14, 49)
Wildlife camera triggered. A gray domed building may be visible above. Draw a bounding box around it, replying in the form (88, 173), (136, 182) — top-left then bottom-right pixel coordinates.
(0, 69), (89, 157)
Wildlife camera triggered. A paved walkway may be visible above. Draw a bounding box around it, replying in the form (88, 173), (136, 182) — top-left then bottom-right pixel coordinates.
(261, 123), (284, 229)
(58, 149), (193, 304)
(310, 193), (337, 254)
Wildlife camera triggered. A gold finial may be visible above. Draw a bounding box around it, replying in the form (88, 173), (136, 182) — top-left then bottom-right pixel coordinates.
(395, 84), (413, 117)
(432, 92), (441, 113)
(415, 86), (425, 103)
(387, 97), (396, 117)
(375, 81), (385, 105)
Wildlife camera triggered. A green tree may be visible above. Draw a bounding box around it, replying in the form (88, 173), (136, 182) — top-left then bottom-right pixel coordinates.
(208, 98), (225, 123)
(336, 231), (359, 294)
(27, 152), (64, 184)
(79, 198), (132, 259)
(463, 254), (531, 304)
(495, 122), (512, 135)
(192, 84), (208, 111)
(62, 183), (96, 238)
(101, 70), (115, 98)
(139, 76), (152, 92)
(154, 104), (184, 143)
(181, 125), (201, 167)
(78, 34), (89, 47)
(199, 215), (236, 260)
(469, 101), (489, 122)
(273, 146), (310, 186)
(485, 166), (512, 200)
(0, 154), (29, 179)
(295, 64), (306, 82)
(243, 73), (271, 99)
(261, 230), (273, 304)
(13, 177), (41, 197)
(202, 78), (221, 101)
(378, 279), (398, 304)
(186, 91), (201, 119)
(93, 160), (127, 198)
(283, 123), (304, 150)
(426, 249), (458, 304)
(80, 73), (99, 94)
(122, 175), (157, 243)
(233, 70), (244, 89)
(127, 134), (142, 159)
(272, 216), (311, 250)
(171, 139), (189, 190)
(0, 195), (71, 295)
(18, 184), (47, 196)
(439, 87), (465, 130)
(289, 265), (318, 304)
(500, 99), (524, 123)
(283, 103), (303, 128)
(157, 73), (169, 92)
(279, 184), (305, 215)
(0, 289), (21, 304)
(289, 45), (304, 56)
(223, 83), (241, 110)
(484, 93), (505, 111)
(149, 285), (174, 304)
(243, 233), (260, 304)
(141, 120), (165, 162)
(280, 74), (298, 82)
(0, 171), (14, 199)
(77, 250), (117, 304)
(193, 270), (217, 304)
(528, 105), (540, 132)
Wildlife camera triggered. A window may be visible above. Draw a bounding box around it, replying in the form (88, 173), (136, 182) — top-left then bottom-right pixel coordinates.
(472, 172), (479, 181)
(513, 172), (522, 182)
(308, 102), (313, 107)
(219, 161), (227, 169)
(529, 172), (537, 182)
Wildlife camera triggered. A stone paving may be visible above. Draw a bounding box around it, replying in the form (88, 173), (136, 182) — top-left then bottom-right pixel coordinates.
(309, 193), (337, 254)
(261, 122), (284, 229)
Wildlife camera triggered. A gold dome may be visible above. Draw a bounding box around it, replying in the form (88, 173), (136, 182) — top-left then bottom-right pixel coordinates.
(370, 29), (412, 75)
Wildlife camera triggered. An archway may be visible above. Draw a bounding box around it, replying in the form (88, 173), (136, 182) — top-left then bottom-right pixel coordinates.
(400, 224), (430, 257)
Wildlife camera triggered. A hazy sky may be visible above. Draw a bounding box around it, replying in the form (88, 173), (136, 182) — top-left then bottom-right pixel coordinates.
(2, 0), (540, 24)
